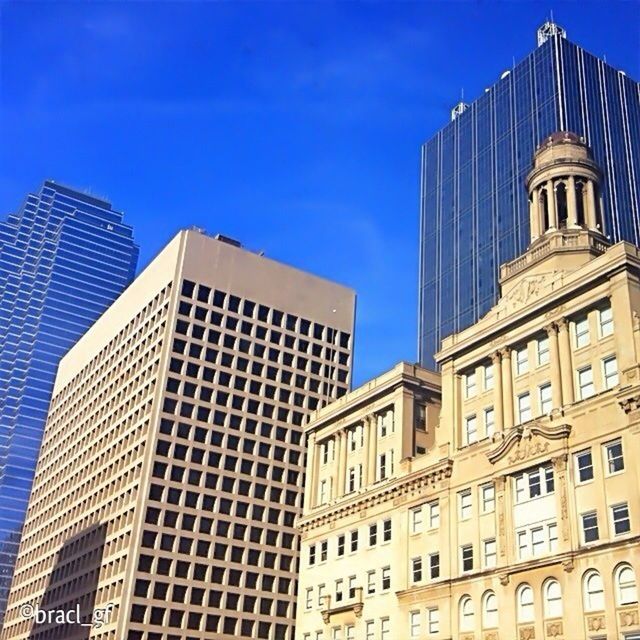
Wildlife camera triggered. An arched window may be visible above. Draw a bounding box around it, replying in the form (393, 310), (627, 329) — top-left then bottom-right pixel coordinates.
(540, 189), (549, 231)
(583, 570), (605, 611)
(482, 590), (498, 628)
(459, 595), (474, 632)
(575, 181), (586, 226)
(615, 564), (638, 606)
(543, 578), (563, 618)
(556, 181), (568, 228)
(517, 584), (534, 623)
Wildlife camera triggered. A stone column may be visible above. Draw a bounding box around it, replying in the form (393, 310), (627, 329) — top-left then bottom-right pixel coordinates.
(367, 415), (378, 484)
(546, 323), (563, 410)
(304, 431), (318, 511)
(332, 432), (342, 499)
(362, 415), (372, 485)
(557, 318), (575, 406)
(552, 455), (571, 547)
(491, 352), (504, 435)
(501, 348), (514, 430)
(547, 181), (558, 229)
(567, 175), (578, 227)
(337, 430), (348, 496)
(530, 192), (540, 240)
(586, 179), (597, 230)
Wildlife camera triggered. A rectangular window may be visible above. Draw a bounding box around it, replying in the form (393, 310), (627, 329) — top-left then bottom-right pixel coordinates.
(539, 383), (552, 415)
(318, 583), (326, 607)
(484, 363), (494, 390)
(428, 500), (440, 528)
(378, 451), (393, 481)
(461, 545), (473, 572)
(481, 483), (495, 513)
(575, 449), (594, 483)
(517, 530), (528, 559)
(337, 534), (345, 557)
(411, 557), (422, 583)
(531, 526), (545, 555)
(346, 465), (362, 493)
(409, 611), (420, 638)
(483, 538), (497, 568)
(381, 567), (391, 591)
(366, 571), (375, 595)
(305, 588), (313, 609)
(368, 523), (377, 547)
(380, 618), (390, 640)
(518, 392), (532, 423)
(427, 608), (439, 634)
(602, 356), (619, 389)
(320, 540), (328, 562)
(514, 464), (554, 502)
(577, 365), (595, 399)
(612, 503), (631, 535)
(516, 346), (529, 375)
(459, 490), (472, 520)
(410, 506), (423, 534)
(429, 552), (440, 579)
(465, 371), (477, 398)
(382, 518), (392, 542)
(598, 305), (613, 337)
(604, 439), (624, 474)
(548, 522), (558, 552)
(575, 315), (590, 348)
(464, 414), (477, 445)
(331, 627), (341, 640)
(348, 575), (356, 599)
(582, 511), (599, 543)
(318, 479), (329, 505)
(484, 407), (495, 438)
(365, 621), (374, 640)
(345, 626), (355, 640)
(350, 529), (358, 553)
(335, 579), (343, 603)
(537, 335), (550, 365)
(309, 544), (316, 566)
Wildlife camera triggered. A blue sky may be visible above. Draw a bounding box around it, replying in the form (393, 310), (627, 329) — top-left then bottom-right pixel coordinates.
(1, 1), (638, 386)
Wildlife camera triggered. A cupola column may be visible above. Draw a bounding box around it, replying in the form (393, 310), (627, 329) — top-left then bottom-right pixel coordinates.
(547, 182), (558, 229)
(567, 175), (578, 227)
(586, 179), (598, 230)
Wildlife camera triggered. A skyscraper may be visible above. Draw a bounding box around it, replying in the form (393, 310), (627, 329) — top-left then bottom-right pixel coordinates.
(0, 181), (138, 623)
(418, 21), (640, 368)
(1, 229), (355, 640)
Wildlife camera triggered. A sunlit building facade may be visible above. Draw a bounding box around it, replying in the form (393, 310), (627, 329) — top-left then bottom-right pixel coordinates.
(0, 181), (138, 624)
(419, 21), (640, 368)
(300, 135), (640, 639)
(1, 229), (355, 640)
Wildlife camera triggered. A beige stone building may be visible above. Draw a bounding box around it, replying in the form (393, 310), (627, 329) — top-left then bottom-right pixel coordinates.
(297, 133), (640, 640)
(1, 229), (355, 640)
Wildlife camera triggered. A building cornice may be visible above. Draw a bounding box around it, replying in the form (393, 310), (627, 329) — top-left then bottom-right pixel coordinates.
(298, 458), (453, 535)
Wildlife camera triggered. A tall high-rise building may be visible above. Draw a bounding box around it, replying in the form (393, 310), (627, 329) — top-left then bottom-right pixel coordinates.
(0, 181), (138, 623)
(419, 21), (640, 368)
(1, 229), (355, 640)
(299, 135), (640, 639)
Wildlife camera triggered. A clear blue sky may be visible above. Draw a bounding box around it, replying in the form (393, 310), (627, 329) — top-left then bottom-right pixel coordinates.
(1, 1), (638, 386)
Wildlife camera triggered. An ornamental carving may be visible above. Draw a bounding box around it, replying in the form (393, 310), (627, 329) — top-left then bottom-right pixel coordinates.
(519, 626), (535, 640)
(484, 632), (499, 640)
(487, 422), (571, 466)
(499, 572), (510, 586)
(561, 558), (574, 573)
(587, 615), (605, 631)
(461, 635), (475, 640)
(619, 393), (640, 414)
(619, 608), (639, 627)
(500, 273), (555, 313)
(546, 621), (563, 637)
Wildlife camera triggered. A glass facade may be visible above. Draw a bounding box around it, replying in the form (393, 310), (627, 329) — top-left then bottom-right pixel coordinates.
(419, 27), (640, 369)
(0, 181), (138, 622)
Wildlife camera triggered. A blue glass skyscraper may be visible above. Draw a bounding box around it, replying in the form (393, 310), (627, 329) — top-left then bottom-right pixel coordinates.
(0, 181), (138, 622)
(419, 22), (640, 368)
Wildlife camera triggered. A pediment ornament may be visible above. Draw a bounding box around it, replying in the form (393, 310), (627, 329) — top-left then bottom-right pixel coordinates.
(487, 422), (571, 465)
(498, 271), (556, 314)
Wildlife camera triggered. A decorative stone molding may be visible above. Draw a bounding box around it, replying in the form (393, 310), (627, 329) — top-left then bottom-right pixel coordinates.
(487, 422), (571, 465)
(499, 572), (510, 586)
(561, 557), (574, 573)
(586, 614), (606, 631)
(519, 626), (535, 640)
(619, 392), (640, 414)
(619, 607), (639, 627)
(460, 635), (475, 640)
(545, 621), (563, 638)
(299, 459), (453, 533)
(484, 632), (499, 640)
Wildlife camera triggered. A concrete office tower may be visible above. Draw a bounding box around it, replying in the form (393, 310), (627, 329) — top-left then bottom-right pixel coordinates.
(418, 20), (640, 369)
(0, 181), (138, 624)
(1, 229), (355, 640)
(298, 136), (640, 639)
